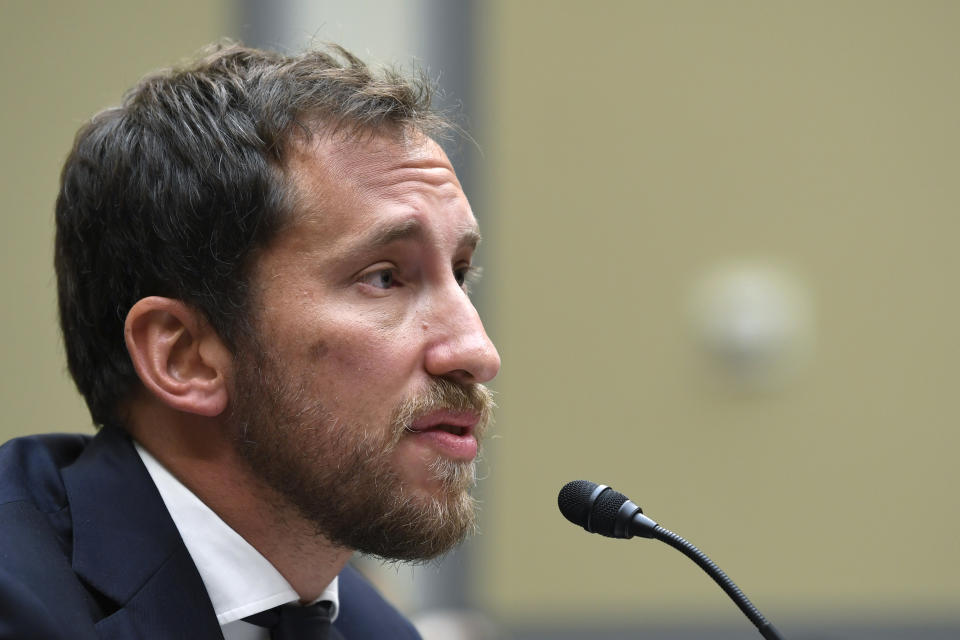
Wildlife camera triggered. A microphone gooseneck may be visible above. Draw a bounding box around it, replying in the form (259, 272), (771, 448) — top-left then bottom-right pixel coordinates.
(557, 480), (785, 640)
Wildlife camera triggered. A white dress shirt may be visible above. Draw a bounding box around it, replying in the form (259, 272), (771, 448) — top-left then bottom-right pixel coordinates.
(136, 444), (339, 640)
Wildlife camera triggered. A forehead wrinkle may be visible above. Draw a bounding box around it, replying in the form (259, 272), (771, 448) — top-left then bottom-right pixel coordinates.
(325, 132), (462, 196)
(350, 166), (463, 211)
(289, 135), (462, 215)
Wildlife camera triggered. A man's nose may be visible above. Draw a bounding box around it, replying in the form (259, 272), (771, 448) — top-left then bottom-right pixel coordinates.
(423, 286), (501, 385)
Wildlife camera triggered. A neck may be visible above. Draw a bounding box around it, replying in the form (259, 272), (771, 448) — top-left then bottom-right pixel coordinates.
(127, 394), (353, 602)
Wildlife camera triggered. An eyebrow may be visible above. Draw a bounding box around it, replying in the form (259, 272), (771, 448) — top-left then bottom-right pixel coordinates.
(361, 218), (482, 252)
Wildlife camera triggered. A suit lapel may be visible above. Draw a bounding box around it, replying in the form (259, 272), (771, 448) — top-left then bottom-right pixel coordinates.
(62, 426), (223, 639)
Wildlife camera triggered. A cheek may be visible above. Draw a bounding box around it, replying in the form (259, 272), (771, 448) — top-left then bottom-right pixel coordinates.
(267, 296), (421, 387)
(304, 321), (414, 385)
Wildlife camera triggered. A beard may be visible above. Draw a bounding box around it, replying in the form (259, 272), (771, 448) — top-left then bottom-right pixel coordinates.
(225, 338), (494, 561)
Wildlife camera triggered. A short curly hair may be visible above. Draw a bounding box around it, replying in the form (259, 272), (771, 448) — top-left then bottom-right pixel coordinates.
(54, 42), (448, 428)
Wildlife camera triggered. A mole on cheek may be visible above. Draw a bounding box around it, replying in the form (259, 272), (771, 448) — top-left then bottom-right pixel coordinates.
(309, 340), (329, 360)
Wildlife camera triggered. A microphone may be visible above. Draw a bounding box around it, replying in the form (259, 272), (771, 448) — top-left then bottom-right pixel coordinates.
(558, 480), (785, 640)
(557, 479), (659, 539)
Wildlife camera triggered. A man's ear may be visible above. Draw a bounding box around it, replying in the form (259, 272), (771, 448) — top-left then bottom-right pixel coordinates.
(124, 296), (231, 417)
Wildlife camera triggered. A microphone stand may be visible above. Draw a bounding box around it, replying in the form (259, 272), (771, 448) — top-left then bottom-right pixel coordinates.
(559, 481), (786, 639)
(652, 524), (784, 640)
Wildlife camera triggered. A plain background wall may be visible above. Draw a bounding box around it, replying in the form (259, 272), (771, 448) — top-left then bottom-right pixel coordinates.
(2, 1), (959, 636)
(0, 1), (229, 438)
(480, 0), (960, 631)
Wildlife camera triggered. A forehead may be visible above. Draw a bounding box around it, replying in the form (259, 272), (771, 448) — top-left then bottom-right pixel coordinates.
(281, 131), (476, 245)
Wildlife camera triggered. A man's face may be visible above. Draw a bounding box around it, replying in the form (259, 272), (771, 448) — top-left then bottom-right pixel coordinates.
(226, 131), (501, 560)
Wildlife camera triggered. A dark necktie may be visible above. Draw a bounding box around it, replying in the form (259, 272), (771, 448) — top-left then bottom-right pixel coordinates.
(243, 601), (337, 640)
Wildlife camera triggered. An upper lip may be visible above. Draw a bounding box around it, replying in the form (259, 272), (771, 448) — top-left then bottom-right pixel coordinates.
(408, 410), (480, 434)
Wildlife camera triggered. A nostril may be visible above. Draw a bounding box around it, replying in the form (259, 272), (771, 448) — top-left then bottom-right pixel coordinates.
(449, 369), (473, 382)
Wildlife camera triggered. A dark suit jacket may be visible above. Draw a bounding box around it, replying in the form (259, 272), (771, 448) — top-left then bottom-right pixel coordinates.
(0, 426), (421, 639)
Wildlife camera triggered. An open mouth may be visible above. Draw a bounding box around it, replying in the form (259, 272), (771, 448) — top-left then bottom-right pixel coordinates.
(406, 423), (468, 437)
(403, 410), (481, 460)
(406, 409), (479, 437)
(431, 424), (467, 436)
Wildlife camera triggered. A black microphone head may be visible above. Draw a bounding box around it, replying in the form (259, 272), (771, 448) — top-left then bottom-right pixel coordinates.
(558, 480), (635, 537)
(590, 485), (630, 536)
(558, 480), (598, 527)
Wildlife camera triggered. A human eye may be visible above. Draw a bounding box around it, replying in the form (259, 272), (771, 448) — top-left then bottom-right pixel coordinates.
(454, 264), (482, 292)
(359, 267), (398, 290)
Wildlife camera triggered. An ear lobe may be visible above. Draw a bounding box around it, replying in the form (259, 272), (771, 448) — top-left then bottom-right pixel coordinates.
(124, 297), (230, 417)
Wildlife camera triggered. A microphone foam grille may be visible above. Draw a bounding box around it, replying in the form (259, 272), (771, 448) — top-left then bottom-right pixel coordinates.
(592, 487), (628, 536)
(558, 480), (597, 527)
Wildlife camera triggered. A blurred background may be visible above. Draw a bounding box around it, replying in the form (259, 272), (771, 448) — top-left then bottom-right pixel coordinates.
(2, 1), (958, 638)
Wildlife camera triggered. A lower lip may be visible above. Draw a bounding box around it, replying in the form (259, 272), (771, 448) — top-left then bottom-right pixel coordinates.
(407, 429), (478, 460)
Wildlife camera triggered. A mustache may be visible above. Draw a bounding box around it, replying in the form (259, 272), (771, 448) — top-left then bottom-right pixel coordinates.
(392, 378), (495, 440)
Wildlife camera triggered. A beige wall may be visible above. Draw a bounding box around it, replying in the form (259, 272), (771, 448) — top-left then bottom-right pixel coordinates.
(480, 0), (960, 627)
(0, 2), (228, 439)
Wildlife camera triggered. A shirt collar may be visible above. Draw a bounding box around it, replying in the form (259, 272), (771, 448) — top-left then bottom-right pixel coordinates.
(135, 443), (339, 625)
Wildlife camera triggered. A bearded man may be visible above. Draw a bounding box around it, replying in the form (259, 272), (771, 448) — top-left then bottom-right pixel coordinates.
(0, 42), (499, 639)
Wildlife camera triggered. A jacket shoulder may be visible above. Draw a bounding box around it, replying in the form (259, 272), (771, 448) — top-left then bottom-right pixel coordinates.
(0, 432), (90, 510)
(0, 434), (101, 640)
